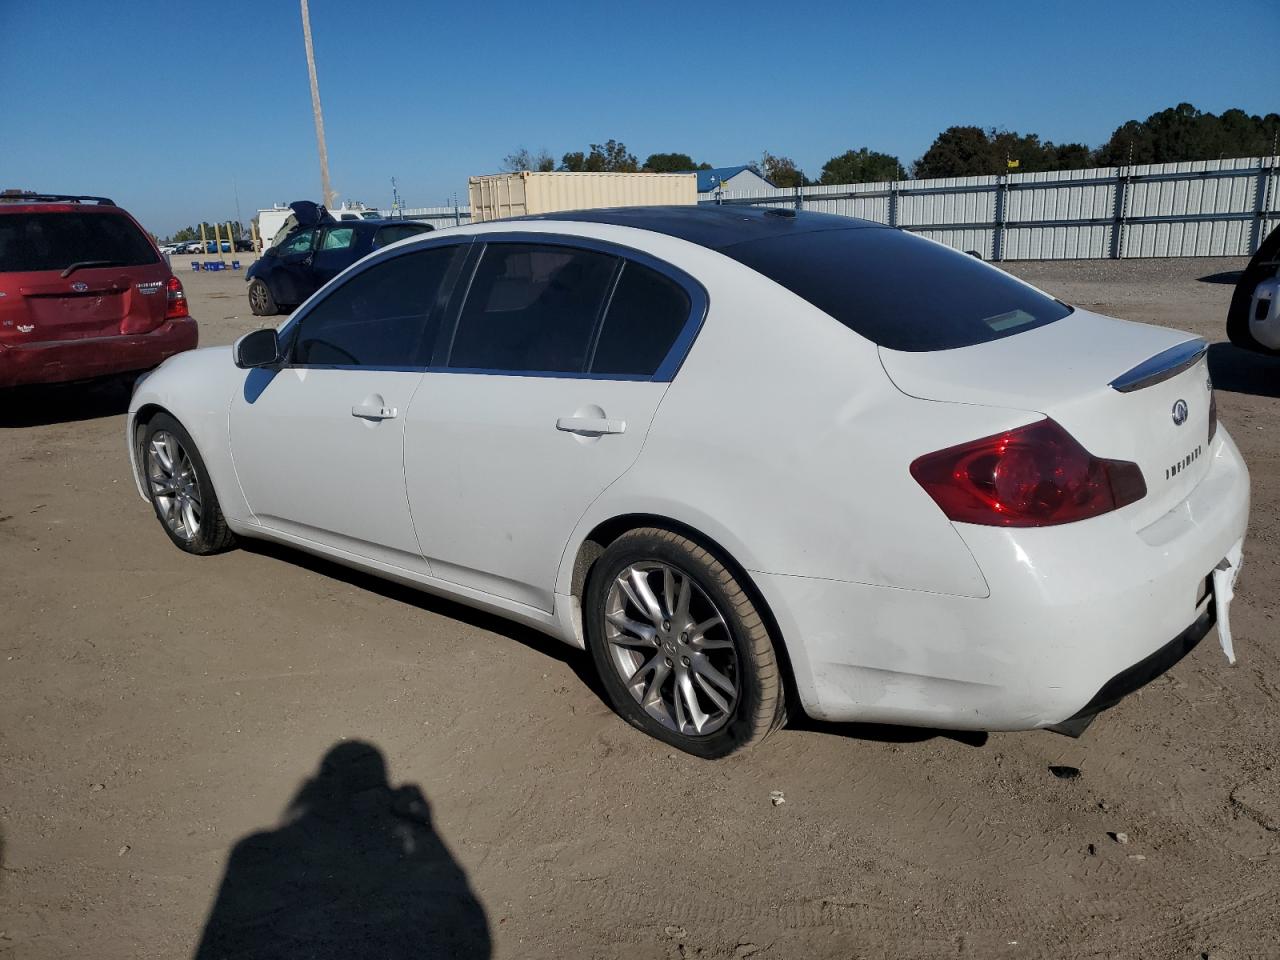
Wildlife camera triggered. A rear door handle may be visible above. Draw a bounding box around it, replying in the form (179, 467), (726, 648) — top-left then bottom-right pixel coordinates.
(556, 416), (626, 435)
(352, 403), (398, 420)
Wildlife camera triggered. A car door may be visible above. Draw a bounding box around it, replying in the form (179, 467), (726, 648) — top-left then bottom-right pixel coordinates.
(228, 242), (469, 571)
(404, 237), (705, 611)
(270, 227), (320, 306)
(310, 224), (360, 290)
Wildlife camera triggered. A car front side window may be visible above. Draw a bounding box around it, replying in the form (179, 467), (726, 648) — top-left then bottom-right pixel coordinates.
(277, 229), (316, 257)
(291, 246), (463, 367)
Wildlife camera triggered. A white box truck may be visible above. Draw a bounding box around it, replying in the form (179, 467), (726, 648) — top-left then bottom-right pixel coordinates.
(467, 171), (697, 223)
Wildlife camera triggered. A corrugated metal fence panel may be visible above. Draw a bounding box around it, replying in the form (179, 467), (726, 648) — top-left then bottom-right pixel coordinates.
(915, 228), (997, 259)
(383, 206), (472, 227)
(699, 155), (1280, 260)
(899, 175), (998, 228)
(801, 182), (890, 222)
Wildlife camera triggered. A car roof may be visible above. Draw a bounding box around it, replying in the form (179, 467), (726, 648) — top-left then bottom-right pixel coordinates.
(515, 205), (886, 250)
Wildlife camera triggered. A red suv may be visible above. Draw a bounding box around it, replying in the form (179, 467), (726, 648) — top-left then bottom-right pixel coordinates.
(0, 190), (197, 387)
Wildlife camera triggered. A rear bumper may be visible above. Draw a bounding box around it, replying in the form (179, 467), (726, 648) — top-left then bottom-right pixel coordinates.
(755, 427), (1251, 730)
(0, 318), (198, 387)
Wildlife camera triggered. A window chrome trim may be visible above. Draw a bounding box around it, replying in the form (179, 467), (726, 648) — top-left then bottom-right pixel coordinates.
(276, 230), (710, 382)
(1108, 339), (1208, 393)
(438, 232), (709, 383)
(277, 234), (477, 368)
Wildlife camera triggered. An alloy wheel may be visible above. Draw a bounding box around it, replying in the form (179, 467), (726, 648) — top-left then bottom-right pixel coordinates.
(603, 561), (739, 737)
(146, 430), (202, 542)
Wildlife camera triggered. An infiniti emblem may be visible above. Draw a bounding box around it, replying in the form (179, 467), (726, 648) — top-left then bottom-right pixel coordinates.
(1172, 399), (1189, 426)
(70, 281), (88, 292)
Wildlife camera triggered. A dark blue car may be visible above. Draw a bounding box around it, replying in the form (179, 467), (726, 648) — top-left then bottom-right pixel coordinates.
(246, 202), (434, 315)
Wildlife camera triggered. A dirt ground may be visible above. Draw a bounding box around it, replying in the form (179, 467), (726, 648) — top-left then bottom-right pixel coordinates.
(2, 256), (1278, 960)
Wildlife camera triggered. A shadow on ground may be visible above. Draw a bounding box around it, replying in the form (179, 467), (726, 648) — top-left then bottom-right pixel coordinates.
(1208, 341), (1280, 399)
(1198, 270), (1243, 285)
(241, 541), (988, 752)
(240, 538), (611, 710)
(194, 741), (490, 959)
(0, 376), (134, 428)
(789, 716), (989, 748)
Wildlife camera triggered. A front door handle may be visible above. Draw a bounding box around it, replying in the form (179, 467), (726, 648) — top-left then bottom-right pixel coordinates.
(556, 416), (626, 435)
(352, 403), (398, 420)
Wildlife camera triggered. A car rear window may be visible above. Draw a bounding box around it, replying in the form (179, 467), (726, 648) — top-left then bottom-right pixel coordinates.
(723, 228), (1071, 352)
(0, 211), (159, 273)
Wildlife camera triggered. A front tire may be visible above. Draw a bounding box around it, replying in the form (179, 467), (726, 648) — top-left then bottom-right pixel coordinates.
(139, 413), (236, 555)
(585, 528), (786, 758)
(247, 278), (278, 316)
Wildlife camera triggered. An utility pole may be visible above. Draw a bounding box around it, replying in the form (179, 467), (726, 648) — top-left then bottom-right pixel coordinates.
(300, 0), (335, 209)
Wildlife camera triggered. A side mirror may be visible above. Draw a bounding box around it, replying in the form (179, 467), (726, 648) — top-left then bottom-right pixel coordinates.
(234, 328), (281, 369)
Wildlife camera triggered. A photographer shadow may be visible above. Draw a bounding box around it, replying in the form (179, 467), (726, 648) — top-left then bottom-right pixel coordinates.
(194, 741), (490, 959)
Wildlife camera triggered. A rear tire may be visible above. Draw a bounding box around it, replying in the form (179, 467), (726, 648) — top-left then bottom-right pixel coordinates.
(584, 528), (786, 758)
(139, 412), (236, 555)
(248, 278), (278, 316)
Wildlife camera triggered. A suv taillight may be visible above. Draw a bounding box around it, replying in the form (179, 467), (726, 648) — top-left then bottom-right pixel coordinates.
(910, 418), (1146, 527)
(165, 276), (189, 319)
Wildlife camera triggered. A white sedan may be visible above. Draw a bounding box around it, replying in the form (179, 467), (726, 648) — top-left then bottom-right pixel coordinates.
(125, 207), (1250, 758)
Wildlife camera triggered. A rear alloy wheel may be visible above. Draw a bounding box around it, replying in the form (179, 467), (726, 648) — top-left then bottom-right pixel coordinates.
(141, 413), (236, 555)
(247, 278), (278, 316)
(585, 528), (786, 758)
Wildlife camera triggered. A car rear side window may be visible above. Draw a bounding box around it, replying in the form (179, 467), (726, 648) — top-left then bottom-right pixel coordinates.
(449, 243), (618, 373)
(320, 227), (356, 250)
(0, 212), (158, 273)
(724, 228), (1071, 352)
(292, 246), (462, 367)
(590, 261), (692, 376)
(373, 224), (433, 249)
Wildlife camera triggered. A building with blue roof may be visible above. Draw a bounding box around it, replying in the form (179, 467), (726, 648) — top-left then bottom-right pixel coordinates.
(681, 165), (776, 195)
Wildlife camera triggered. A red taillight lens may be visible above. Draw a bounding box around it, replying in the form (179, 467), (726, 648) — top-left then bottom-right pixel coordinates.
(910, 418), (1146, 527)
(165, 275), (189, 319)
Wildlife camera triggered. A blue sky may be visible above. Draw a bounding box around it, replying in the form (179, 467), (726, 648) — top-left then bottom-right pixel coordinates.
(2, 0), (1274, 236)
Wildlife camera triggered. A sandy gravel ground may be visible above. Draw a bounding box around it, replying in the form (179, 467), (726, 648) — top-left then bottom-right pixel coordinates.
(2, 256), (1278, 959)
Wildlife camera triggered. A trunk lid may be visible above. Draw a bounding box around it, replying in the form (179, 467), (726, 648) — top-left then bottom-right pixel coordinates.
(0, 207), (171, 345)
(8, 265), (171, 342)
(880, 309), (1216, 525)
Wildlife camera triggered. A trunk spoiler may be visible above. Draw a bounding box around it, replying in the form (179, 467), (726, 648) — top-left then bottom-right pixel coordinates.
(1108, 339), (1207, 393)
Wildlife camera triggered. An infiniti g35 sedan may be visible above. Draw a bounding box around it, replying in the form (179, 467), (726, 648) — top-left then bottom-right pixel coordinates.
(125, 207), (1250, 758)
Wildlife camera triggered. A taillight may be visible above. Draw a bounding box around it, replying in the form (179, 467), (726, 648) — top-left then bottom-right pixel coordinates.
(165, 276), (189, 319)
(910, 418), (1146, 527)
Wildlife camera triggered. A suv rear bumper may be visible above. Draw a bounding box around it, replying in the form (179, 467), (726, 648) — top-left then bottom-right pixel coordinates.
(0, 318), (197, 387)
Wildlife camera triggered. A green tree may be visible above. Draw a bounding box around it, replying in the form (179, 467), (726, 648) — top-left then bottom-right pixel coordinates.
(560, 140), (638, 173)
(1095, 103), (1280, 166)
(819, 148), (905, 184)
(641, 152), (708, 172)
(913, 126), (1000, 178)
(752, 151), (806, 187)
(502, 147), (555, 172)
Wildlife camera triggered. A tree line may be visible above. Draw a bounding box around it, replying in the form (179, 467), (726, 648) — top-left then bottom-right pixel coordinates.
(502, 103), (1280, 188)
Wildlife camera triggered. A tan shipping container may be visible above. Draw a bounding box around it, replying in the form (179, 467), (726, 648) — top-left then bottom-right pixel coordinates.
(467, 171), (697, 223)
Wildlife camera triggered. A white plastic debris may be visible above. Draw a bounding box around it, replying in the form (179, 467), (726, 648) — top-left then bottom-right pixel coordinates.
(770, 790), (786, 807)
(1212, 541), (1245, 665)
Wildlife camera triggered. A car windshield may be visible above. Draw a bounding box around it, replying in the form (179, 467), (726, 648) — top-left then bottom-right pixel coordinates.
(723, 227), (1072, 352)
(0, 211), (159, 273)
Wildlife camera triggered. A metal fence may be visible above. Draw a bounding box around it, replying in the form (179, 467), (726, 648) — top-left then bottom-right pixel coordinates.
(702, 156), (1280, 261)
(377, 156), (1279, 261)
(378, 204), (472, 229)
